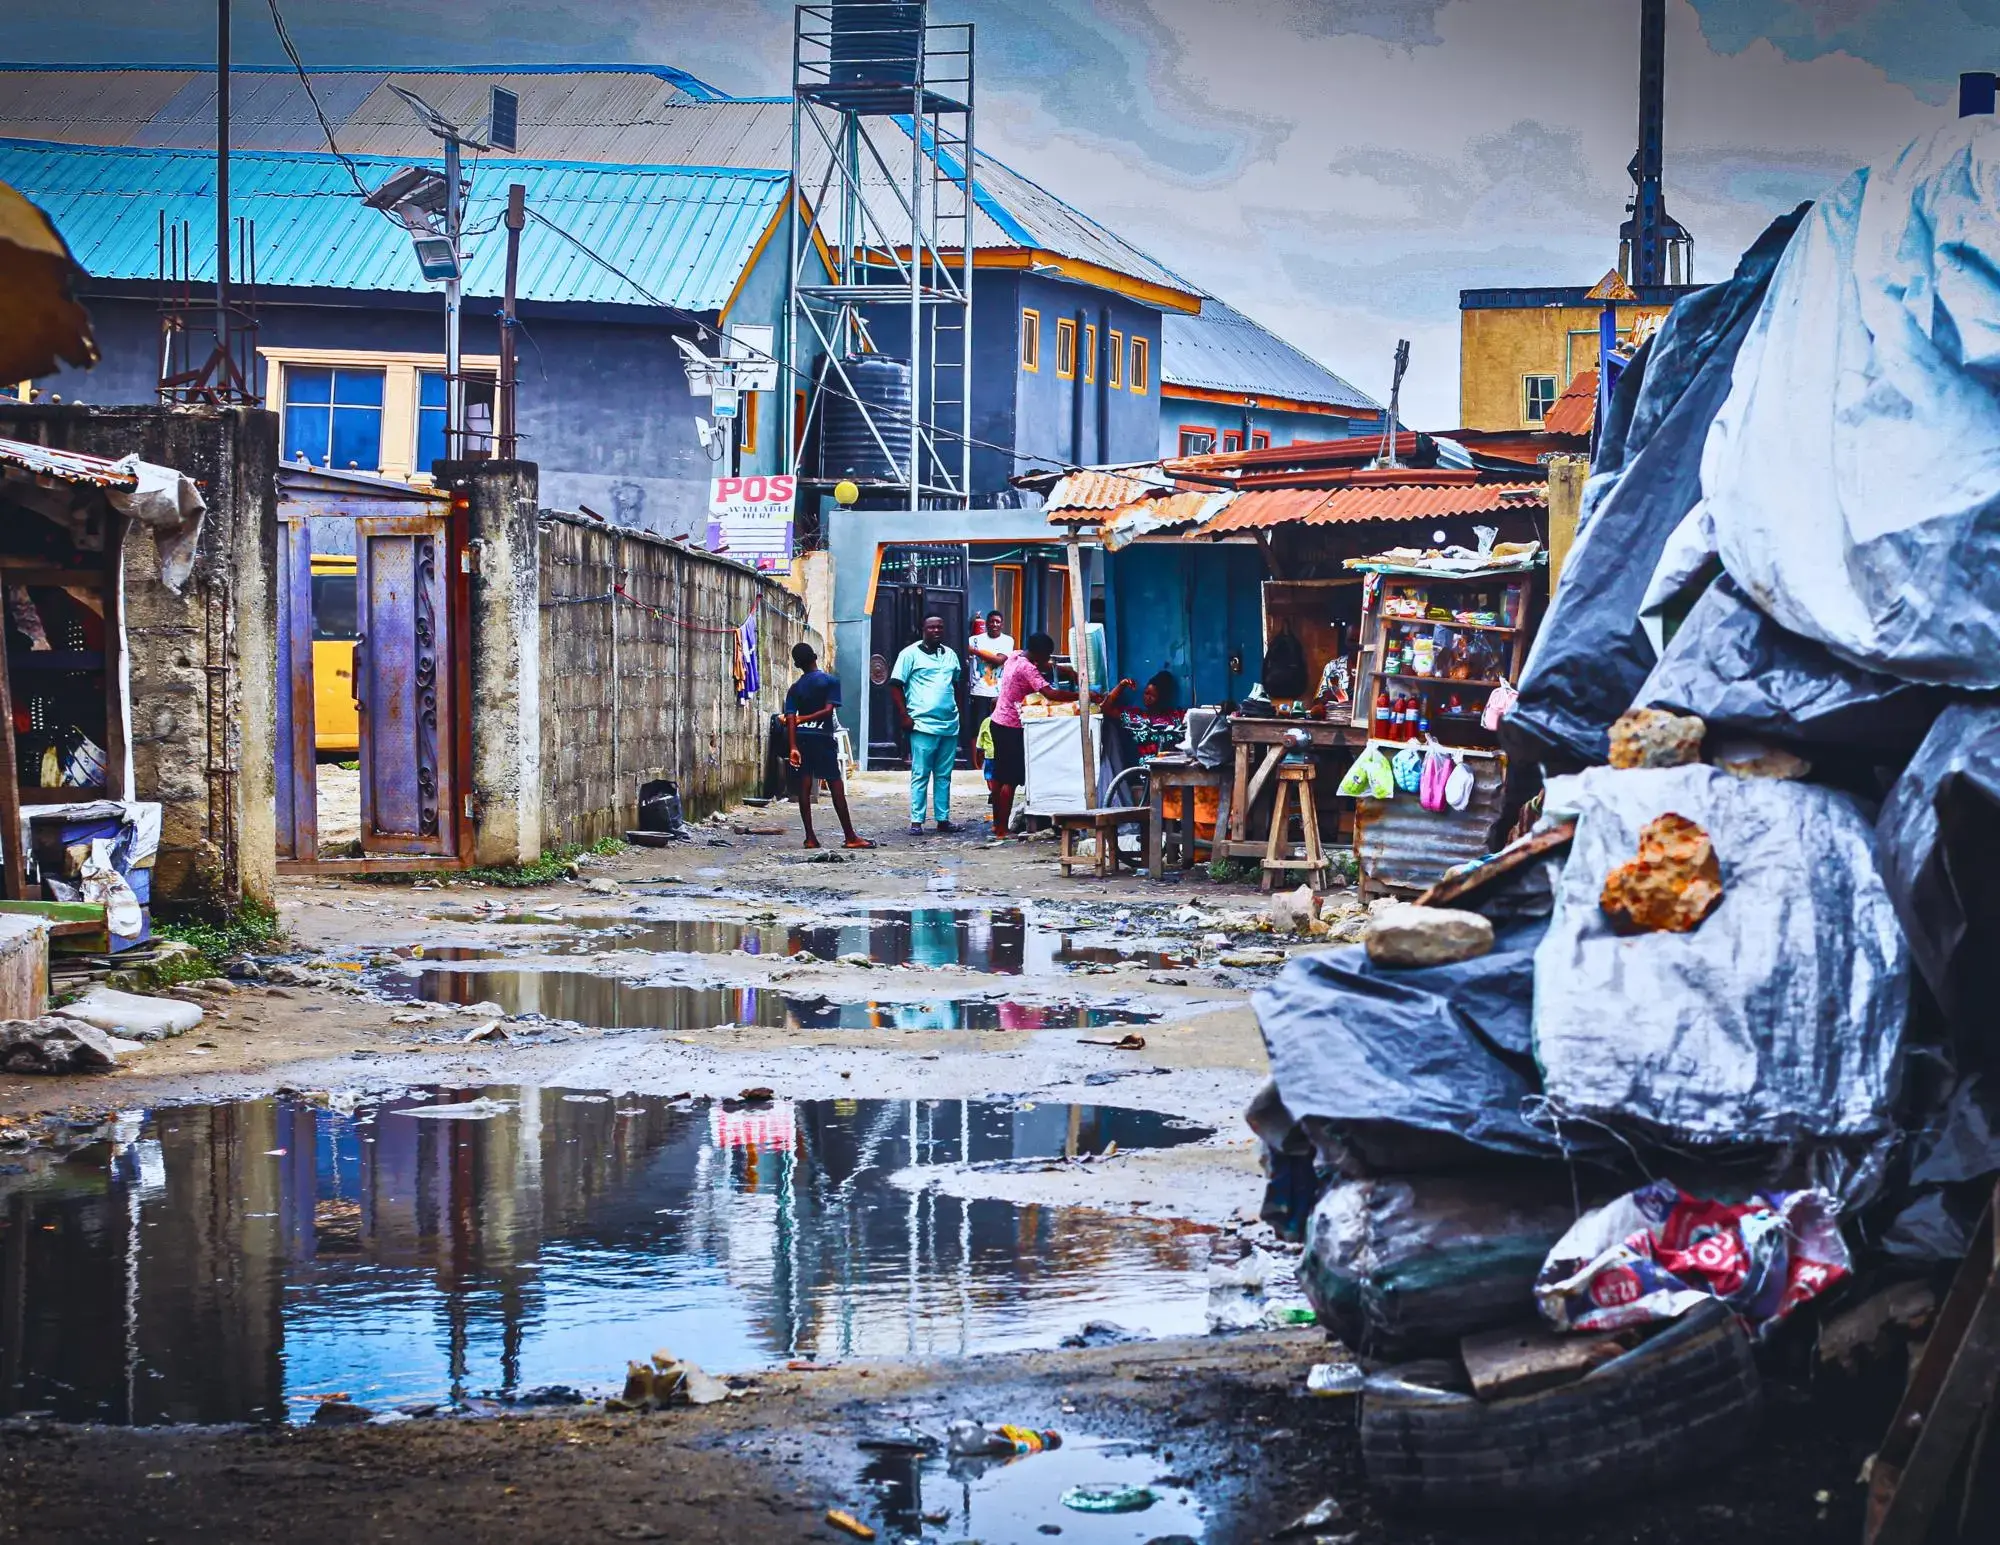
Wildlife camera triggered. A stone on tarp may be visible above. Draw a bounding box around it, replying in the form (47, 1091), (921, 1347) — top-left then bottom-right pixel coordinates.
(62, 986), (203, 1042)
(0, 1014), (130, 1073)
(1608, 708), (1706, 769)
(1711, 739), (1812, 781)
(1363, 905), (1494, 968)
(1599, 813), (1724, 935)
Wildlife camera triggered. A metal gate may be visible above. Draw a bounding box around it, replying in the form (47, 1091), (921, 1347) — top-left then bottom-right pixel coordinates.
(275, 466), (461, 869)
(867, 544), (968, 769)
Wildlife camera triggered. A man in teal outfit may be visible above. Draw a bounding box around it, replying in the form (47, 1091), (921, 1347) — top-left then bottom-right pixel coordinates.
(889, 615), (963, 835)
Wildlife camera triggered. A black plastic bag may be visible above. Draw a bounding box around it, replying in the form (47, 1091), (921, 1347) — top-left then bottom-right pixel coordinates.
(1508, 207), (1808, 769)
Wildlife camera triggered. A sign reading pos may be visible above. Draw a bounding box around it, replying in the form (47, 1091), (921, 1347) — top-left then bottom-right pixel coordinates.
(706, 474), (797, 570)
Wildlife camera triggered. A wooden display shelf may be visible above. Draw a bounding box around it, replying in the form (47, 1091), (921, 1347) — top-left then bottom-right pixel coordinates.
(1381, 616), (1519, 634)
(1379, 672), (1507, 689)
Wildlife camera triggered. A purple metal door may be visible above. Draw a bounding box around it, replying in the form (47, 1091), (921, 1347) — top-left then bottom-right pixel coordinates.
(355, 514), (456, 856)
(275, 512), (317, 860)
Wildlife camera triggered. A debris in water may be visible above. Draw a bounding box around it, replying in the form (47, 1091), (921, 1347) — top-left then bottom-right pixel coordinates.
(1060, 1483), (1156, 1513)
(825, 1508), (876, 1540)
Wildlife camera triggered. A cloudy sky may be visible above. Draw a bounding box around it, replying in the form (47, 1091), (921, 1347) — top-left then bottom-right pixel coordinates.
(11, 0), (1983, 423)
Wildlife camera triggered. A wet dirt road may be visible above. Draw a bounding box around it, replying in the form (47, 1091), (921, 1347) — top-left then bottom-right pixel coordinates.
(0, 776), (1873, 1543)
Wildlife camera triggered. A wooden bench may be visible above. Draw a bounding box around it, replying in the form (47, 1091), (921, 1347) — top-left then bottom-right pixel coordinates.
(1050, 806), (1151, 879)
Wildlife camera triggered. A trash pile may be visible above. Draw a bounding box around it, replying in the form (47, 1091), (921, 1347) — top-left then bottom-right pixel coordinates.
(1249, 114), (2000, 1508)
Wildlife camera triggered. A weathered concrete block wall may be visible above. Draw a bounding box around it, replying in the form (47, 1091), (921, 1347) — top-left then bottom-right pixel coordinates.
(0, 915), (50, 1020)
(0, 405), (277, 913)
(538, 514), (816, 847)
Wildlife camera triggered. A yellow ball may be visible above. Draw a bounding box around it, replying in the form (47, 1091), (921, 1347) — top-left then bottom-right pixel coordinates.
(833, 479), (860, 507)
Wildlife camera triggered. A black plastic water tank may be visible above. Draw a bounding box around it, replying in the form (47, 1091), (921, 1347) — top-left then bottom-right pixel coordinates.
(829, 0), (924, 89)
(819, 354), (913, 483)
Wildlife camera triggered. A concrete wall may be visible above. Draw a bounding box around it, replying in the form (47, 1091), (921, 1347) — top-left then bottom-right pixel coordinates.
(0, 403), (279, 913)
(538, 512), (815, 845)
(1458, 300), (1674, 431)
(1157, 397), (1384, 458)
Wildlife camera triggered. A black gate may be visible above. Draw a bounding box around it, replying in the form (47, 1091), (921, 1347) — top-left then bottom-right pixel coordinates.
(867, 544), (968, 769)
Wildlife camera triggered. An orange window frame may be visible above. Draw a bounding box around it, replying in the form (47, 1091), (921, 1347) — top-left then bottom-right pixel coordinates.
(991, 563), (1024, 642)
(1177, 425), (1217, 456)
(1250, 430), (1271, 450)
(1021, 309), (1042, 373)
(1083, 324), (1098, 385)
(1129, 336), (1150, 394)
(740, 390), (761, 456)
(1222, 430), (1244, 453)
(1055, 318), (1077, 380)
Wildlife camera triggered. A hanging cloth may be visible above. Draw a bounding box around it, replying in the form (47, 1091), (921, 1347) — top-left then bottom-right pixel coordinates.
(736, 613), (761, 704)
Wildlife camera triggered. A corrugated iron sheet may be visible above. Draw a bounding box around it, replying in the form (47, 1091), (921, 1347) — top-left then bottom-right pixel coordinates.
(1353, 756), (1507, 893)
(1198, 480), (1546, 532)
(0, 436), (139, 488)
(0, 142), (786, 312)
(1042, 468), (1170, 515)
(1541, 369), (1597, 438)
(0, 69), (194, 145)
(1097, 490), (1229, 551)
(1162, 299), (1379, 411)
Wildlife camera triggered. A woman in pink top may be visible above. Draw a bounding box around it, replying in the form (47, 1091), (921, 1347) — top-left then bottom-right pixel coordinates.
(985, 632), (1126, 839)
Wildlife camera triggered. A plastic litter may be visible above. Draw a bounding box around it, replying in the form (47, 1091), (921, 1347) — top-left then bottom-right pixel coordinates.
(1338, 744), (1394, 799)
(1060, 1483), (1156, 1514)
(1534, 765), (1907, 1155)
(824, 1508), (876, 1540)
(1276, 1497), (1345, 1535)
(1535, 1181), (1850, 1339)
(1305, 1360), (1365, 1398)
(944, 1420), (1060, 1458)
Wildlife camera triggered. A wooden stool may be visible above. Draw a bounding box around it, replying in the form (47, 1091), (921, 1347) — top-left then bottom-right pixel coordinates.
(1262, 762), (1330, 892)
(1147, 759), (1228, 879)
(1051, 806), (1150, 879)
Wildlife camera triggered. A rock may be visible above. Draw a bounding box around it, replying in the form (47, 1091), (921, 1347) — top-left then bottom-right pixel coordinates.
(1218, 948), (1287, 968)
(585, 878), (620, 896)
(223, 956), (263, 982)
(1322, 907), (1370, 944)
(370, 953), (401, 968)
(1363, 905), (1493, 968)
(1608, 708), (1706, 770)
(0, 1015), (126, 1073)
(63, 987), (204, 1041)
(836, 953), (874, 968)
(1060, 1320), (1142, 1348)
(310, 1399), (374, 1426)
(1600, 812), (1724, 934)
(1712, 739), (1812, 781)
(1265, 885), (1319, 936)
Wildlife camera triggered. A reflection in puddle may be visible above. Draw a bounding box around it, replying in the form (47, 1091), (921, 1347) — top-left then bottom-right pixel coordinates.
(862, 1436), (1207, 1544)
(0, 1092), (1211, 1425)
(468, 908), (1191, 975)
(391, 967), (1158, 1032)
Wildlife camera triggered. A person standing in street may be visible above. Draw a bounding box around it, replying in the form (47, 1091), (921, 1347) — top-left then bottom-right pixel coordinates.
(965, 609), (1014, 765)
(889, 615), (963, 835)
(986, 632), (1126, 840)
(783, 642), (876, 851)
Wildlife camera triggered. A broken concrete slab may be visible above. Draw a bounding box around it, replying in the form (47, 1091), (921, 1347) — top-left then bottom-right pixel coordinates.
(0, 1014), (129, 1073)
(62, 986), (204, 1041)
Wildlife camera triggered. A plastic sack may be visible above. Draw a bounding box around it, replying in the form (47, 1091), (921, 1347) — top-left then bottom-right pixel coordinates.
(1338, 745), (1394, 799)
(1391, 746), (1424, 794)
(1636, 574), (1947, 757)
(1535, 1180), (1850, 1339)
(1254, 922), (1592, 1171)
(1874, 701), (2000, 1037)
(1533, 765), (1908, 1149)
(1419, 748), (1452, 813)
(1507, 209), (1806, 768)
(1444, 760), (1474, 812)
(1298, 1172), (1583, 1355)
(1697, 118), (2000, 686)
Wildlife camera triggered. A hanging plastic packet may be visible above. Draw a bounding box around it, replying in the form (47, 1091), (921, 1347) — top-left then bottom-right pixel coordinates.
(1338, 744), (1395, 799)
(1444, 758), (1475, 812)
(1419, 747), (1452, 813)
(1391, 745), (1425, 795)
(1482, 679), (1518, 731)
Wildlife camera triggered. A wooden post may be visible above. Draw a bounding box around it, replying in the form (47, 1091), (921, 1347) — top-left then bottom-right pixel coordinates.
(1547, 455), (1587, 592)
(1066, 530), (1096, 808)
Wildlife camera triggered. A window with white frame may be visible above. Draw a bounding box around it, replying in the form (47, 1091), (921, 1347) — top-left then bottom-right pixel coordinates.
(416, 370), (497, 471)
(1524, 374), (1559, 424)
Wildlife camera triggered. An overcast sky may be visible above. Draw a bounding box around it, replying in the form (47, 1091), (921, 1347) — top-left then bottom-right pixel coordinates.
(10, 0), (1983, 423)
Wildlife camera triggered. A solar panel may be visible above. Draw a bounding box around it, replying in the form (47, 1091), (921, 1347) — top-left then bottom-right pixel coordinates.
(488, 88), (519, 153)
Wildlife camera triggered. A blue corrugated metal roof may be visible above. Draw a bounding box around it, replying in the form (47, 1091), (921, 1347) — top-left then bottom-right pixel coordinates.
(0, 140), (785, 312)
(1162, 299), (1381, 412)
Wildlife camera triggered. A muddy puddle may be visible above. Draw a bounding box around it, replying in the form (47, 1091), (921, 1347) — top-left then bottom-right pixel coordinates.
(855, 1433), (1207, 1543)
(0, 1090), (1214, 1425)
(386, 967), (1160, 1033)
(425, 907), (1192, 975)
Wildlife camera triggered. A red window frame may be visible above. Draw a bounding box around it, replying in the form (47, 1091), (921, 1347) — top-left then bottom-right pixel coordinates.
(1177, 425), (1218, 456)
(1221, 430), (1244, 453)
(1250, 430), (1271, 450)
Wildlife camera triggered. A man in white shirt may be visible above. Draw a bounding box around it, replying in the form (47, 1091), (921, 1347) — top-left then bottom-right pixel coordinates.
(965, 610), (1014, 765)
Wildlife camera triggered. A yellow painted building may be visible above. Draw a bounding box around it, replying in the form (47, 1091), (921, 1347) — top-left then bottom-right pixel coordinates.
(1457, 284), (1697, 431)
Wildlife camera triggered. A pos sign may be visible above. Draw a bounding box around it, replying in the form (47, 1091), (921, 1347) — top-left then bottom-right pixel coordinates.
(708, 474), (796, 518)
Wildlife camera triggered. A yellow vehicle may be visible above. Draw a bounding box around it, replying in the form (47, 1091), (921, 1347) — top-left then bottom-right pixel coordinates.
(310, 555), (360, 754)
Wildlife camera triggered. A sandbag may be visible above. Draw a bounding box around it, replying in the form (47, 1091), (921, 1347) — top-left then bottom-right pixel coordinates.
(1297, 1172), (1580, 1356)
(1534, 765), (1908, 1150)
(1253, 922), (1573, 1173)
(1507, 208), (1806, 768)
(1699, 118), (2000, 686)
(1636, 574), (1947, 756)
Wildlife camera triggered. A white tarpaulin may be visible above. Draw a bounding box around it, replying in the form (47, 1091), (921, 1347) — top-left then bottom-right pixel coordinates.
(109, 453), (205, 593)
(1683, 116), (2000, 685)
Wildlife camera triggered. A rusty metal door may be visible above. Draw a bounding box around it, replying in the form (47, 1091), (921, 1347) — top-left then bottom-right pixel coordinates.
(354, 514), (456, 856)
(274, 512), (317, 860)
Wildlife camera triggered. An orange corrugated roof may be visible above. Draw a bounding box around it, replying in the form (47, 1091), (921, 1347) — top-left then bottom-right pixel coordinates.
(1198, 480), (1546, 533)
(1043, 468), (1167, 517)
(1541, 370), (1597, 438)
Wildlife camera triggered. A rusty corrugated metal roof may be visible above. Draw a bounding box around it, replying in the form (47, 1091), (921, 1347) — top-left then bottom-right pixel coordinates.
(1541, 370), (1597, 438)
(0, 436), (138, 489)
(1355, 756), (1509, 892)
(1043, 468), (1170, 516)
(1198, 480), (1545, 533)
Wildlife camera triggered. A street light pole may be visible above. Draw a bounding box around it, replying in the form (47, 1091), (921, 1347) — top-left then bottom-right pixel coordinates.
(443, 134), (464, 461)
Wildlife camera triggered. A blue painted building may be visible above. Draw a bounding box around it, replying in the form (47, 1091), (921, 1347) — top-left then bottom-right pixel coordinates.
(1161, 299), (1386, 457)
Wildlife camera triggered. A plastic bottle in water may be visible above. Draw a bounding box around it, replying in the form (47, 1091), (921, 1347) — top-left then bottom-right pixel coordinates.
(944, 1419), (1062, 1458)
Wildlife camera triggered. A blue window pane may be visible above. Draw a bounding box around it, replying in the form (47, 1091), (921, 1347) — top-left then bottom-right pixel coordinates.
(329, 406), (382, 470)
(418, 371), (447, 409)
(333, 369), (385, 409)
(284, 405), (331, 465)
(287, 367), (332, 406)
(416, 407), (446, 472)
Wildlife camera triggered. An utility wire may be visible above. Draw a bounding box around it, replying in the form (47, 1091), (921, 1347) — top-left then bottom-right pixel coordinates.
(263, 0), (382, 208)
(521, 206), (1072, 473)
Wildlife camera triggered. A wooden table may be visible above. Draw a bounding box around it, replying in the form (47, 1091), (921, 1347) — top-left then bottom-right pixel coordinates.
(1051, 806), (1151, 879)
(1214, 716), (1363, 862)
(1146, 758), (1229, 879)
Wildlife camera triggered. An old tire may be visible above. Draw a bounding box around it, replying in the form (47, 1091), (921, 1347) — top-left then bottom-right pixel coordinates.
(1361, 1301), (1762, 1510)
